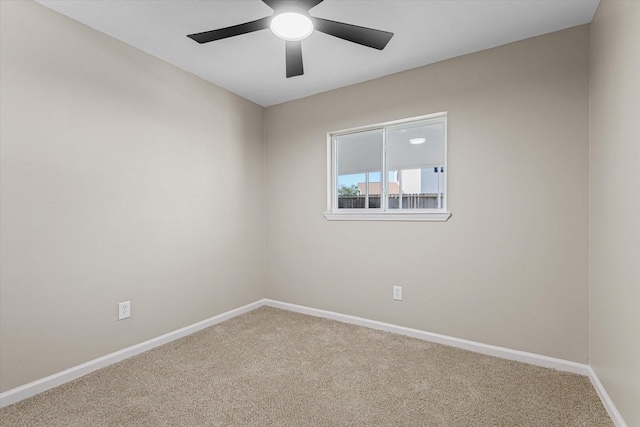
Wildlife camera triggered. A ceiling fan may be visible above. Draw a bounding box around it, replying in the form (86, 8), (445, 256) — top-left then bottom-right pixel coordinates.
(187, 0), (394, 78)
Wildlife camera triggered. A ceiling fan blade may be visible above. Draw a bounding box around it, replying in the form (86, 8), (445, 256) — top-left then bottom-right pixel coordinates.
(263, 0), (323, 12)
(187, 16), (271, 44)
(312, 17), (393, 50)
(285, 41), (304, 78)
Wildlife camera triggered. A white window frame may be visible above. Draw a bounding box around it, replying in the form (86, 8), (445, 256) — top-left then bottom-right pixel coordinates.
(324, 112), (451, 222)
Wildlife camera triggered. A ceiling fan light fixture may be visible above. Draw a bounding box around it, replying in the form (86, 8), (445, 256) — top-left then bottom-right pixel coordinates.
(409, 138), (426, 145)
(270, 12), (314, 41)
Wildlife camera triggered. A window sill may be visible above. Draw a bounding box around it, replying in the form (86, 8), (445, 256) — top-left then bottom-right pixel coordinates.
(323, 212), (451, 222)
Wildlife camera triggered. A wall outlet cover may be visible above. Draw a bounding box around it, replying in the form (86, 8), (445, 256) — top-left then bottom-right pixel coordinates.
(118, 301), (131, 320)
(393, 286), (402, 301)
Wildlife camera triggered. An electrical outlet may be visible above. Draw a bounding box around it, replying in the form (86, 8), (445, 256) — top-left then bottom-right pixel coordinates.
(393, 286), (402, 301)
(118, 301), (131, 320)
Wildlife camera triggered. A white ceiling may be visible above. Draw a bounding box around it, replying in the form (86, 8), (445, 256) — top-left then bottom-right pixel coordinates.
(35, 0), (599, 107)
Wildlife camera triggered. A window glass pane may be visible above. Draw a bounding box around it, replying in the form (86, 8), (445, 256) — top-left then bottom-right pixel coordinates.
(336, 130), (383, 209)
(387, 121), (445, 209)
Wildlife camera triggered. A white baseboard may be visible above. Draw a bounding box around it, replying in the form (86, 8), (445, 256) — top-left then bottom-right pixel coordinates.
(2, 297), (626, 427)
(0, 300), (263, 408)
(587, 366), (628, 427)
(263, 299), (590, 375)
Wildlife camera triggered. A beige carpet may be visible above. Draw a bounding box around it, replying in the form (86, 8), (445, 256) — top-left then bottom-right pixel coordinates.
(0, 307), (612, 426)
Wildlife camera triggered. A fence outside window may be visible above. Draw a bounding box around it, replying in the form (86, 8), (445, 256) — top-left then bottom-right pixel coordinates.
(337, 193), (441, 209)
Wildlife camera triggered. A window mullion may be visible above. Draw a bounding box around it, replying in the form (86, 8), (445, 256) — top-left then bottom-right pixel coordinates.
(365, 172), (369, 209)
(398, 170), (403, 210)
(438, 167), (442, 209)
(333, 137), (338, 212)
(382, 130), (388, 212)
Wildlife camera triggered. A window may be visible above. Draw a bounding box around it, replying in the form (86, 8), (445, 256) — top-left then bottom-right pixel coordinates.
(325, 113), (451, 221)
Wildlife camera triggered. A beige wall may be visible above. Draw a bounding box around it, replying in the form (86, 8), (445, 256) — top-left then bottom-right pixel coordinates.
(265, 26), (590, 363)
(589, 1), (640, 425)
(0, 1), (265, 392)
